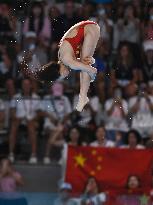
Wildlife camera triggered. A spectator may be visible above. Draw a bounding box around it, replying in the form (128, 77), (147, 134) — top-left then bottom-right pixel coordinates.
(0, 52), (17, 88)
(140, 40), (153, 85)
(126, 175), (141, 190)
(79, 177), (106, 205)
(0, 159), (24, 192)
(110, 42), (139, 92)
(58, 1), (81, 39)
(0, 159), (27, 205)
(23, 1), (51, 43)
(114, 175), (152, 205)
(8, 79), (41, 164)
(49, 5), (62, 43)
(91, 4), (113, 50)
(90, 126), (115, 147)
(0, 99), (6, 132)
(146, 130), (153, 149)
(104, 87), (129, 141)
(113, 4), (140, 50)
(128, 84), (153, 138)
(41, 81), (72, 135)
(142, 4), (153, 41)
(54, 182), (75, 205)
(43, 125), (85, 164)
(0, 3), (14, 43)
(121, 129), (145, 149)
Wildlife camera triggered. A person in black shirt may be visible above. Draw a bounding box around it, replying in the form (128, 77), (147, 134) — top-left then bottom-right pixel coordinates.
(140, 40), (153, 84)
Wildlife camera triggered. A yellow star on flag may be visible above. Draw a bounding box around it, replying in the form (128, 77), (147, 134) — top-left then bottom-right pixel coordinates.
(97, 165), (102, 171)
(92, 150), (97, 155)
(139, 194), (149, 205)
(90, 170), (95, 176)
(97, 156), (103, 162)
(74, 153), (86, 167)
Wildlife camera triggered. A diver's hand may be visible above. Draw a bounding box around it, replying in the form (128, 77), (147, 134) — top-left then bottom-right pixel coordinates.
(59, 64), (69, 78)
(82, 56), (95, 65)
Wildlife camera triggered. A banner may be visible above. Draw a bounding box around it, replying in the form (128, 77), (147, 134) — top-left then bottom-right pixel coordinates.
(65, 146), (153, 194)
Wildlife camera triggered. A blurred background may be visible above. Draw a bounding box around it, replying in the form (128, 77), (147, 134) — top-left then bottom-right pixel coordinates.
(0, 0), (153, 204)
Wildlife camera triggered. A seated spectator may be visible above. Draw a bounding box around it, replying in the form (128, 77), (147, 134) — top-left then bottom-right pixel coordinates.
(145, 130), (153, 148)
(110, 42), (139, 91)
(79, 177), (106, 205)
(57, 1), (81, 40)
(0, 159), (27, 205)
(91, 4), (113, 51)
(113, 175), (152, 205)
(126, 175), (141, 190)
(53, 182), (75, 205)
(0, 99), (6, 132)
(19, 31), (48, 67)
(44, 125), (85, 165)
(40, 81), (72, 135)
(142, 4), (153, 41)
(0, 159), (24, 192)
(8, 79), (41, 164)
(140, 40), (153, 85)
(113, 4), (140, 50)
(104, 87), (129, 141)
(0, 3), (14, 43)
(128, 84), (153, 138)
(0, 52), (17, 88)
(121, 129), (145, 149)
(48, 5), (62, 43)
(23, 1), (51, 44)
(90, 126), (115, 147)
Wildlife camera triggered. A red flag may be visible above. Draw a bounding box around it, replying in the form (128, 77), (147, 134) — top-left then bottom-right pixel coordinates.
(65, 146), (153, 195)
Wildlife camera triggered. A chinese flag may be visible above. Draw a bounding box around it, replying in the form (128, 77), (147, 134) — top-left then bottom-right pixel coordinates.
(65, 146), (153, 195)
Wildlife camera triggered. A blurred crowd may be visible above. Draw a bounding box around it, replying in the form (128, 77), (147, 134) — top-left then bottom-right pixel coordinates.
(0, 0), (153, 168)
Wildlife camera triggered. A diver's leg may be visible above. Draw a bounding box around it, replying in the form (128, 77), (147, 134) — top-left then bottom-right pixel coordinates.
(77, 25), (100, 111)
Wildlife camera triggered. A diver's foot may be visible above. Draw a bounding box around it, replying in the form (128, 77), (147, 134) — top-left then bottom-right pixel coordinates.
(76, 96), (89, 112)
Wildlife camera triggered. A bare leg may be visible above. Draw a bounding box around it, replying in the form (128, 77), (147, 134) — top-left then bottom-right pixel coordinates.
(27, 120), (37, 155)
(59, 25), (100, 111)
(9, 118), (21, 153)
(78, 25), (100, 111)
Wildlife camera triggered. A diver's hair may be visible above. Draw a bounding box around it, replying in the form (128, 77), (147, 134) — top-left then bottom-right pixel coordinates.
(21, 61), (60, 84)
(37, 61), (60, 83)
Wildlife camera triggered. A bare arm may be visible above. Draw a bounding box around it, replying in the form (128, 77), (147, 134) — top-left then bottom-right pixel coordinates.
(13, 172), (24, 186)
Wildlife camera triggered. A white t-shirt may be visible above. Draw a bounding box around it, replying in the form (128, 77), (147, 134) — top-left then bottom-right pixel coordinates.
(90, 140), (115, 148)
(10, 93), (41, 120)
(104, 98), (129, 132)
(128, 96), (153, 136)
(120, 144), (145, 149)
(42, 95), (72, 130)
(78, 193), (107, 205)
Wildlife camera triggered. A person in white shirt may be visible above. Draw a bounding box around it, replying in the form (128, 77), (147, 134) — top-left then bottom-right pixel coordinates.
(8, 79), (41, 164)
(54, 182), (76, 205)
(104, 87), (129, 141)
(90, 126), (115, 148)
(41, 81), (72, 132)
(79, 177), (106, 205)
(120, 129), (145, 149)
(128, 84), (153, 138)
